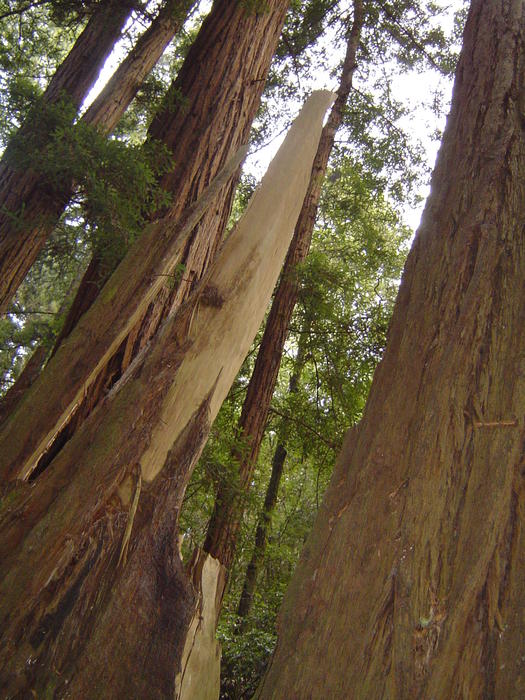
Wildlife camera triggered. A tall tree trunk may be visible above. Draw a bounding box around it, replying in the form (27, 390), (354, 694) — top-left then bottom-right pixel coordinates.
(0, 0), (290, 484)
(0, 92), (332, 698)
(82, 0), (195, 133)
(0, 0), (136, 312)
(237, 338), (306, 625)
(257, 2), (525, 697)
(204, 1), (363, 572)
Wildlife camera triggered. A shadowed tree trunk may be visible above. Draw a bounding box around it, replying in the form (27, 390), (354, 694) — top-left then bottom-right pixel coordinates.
(257, 2), (525, 697)
(0, 0), (137, 312)
(203, 0), (363, 573)
(0, 92), (332, 699)
(0, 0), (290, 484)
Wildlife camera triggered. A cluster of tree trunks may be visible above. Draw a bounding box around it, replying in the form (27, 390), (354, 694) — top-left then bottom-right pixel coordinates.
(0, 0), (291, 483)
(0, 90), (333, 697)
(257, 1), (525, 696)
(0, 0), (195, 312)
(1, 0), (524, 696)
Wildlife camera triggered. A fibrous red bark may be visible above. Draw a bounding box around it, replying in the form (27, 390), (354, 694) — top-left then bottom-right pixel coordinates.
(257, 1), (525, 697)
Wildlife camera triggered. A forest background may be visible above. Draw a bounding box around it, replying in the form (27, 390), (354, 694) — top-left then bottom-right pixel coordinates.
(0, 1), (467, 697)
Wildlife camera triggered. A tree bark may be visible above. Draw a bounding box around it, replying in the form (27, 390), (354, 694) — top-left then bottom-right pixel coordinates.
(0, 0), (291, 483)
(0, 0), (136, 312)
(203, 1), (363, 572)
(257, 1), (525, 697)
(0, 91), (332, 697)
(82, 0), (195, 133)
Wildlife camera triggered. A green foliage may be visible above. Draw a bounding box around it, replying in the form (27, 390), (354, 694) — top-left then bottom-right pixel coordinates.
(0, 2), (80, 140)
(8, 95), (173, 265)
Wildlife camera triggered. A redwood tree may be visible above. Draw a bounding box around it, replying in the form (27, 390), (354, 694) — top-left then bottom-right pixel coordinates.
(258, 1), (525, 696)
(0, 0), (135, 312)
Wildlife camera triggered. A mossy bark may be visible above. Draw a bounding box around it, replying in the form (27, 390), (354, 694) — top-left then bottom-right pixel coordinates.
(257, 2), (525, 697)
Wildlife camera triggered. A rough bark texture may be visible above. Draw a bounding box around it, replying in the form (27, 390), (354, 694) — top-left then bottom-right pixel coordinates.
(257, 2), (525, 698)
(0, 92), (332, 698)
(204, 2), (363, 572)
(82, 0), (194, 133)
(0, 0), (135, 312)
(0, 0), (291, 485)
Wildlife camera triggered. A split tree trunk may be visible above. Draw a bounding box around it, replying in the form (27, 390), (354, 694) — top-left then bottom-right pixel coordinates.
(0, 0), (136, 312)
(0, 0), (290, 484)
(257, 1), (525, 697)
(204, 0), (363, 573)
(0, 91), (333, 698)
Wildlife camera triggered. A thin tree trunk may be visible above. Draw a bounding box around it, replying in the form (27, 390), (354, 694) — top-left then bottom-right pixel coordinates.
(204, 0), (363, 572)
(0, 92), (332, 698)
(82, 0), (195, 133)
(237, 338), (306, 625)
(0, 0), (136, 312)
(257, 2), (525, 697)
(0, 0), (291, 483)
